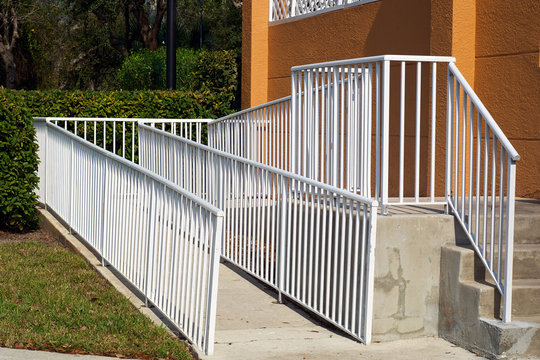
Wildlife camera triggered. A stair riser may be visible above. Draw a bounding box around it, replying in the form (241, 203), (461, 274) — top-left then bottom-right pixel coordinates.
(515, 215), (540, 244)
(456, 246), (540, 318)
(513, 249), (540, 279)
(512, 286), (540, 317)
(459, 214), (540, 245)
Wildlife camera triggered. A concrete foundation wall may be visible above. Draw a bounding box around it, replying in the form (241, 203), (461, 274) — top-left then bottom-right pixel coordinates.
(373, 214), (464, 340)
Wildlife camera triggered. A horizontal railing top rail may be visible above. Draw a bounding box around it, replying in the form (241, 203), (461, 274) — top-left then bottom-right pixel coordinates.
(35, 117), (211, 123)
(208, 95), (291, 125)
(43, 121), (223, 217)
(290, 55), (456, 71)
(140, 123), (377, 207)
(447, 63), (519, 161)
(35, 117), (211, 162)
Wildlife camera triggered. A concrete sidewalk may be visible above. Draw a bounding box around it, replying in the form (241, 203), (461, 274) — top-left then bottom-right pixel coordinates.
(0, 348), (134, 360)
(203, 263), (484, 360)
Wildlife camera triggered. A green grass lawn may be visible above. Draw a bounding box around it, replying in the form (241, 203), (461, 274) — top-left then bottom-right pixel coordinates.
(0, 232), (193, 360)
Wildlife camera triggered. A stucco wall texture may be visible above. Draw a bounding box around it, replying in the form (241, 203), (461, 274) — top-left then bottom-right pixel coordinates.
(242, 0), (540, 198)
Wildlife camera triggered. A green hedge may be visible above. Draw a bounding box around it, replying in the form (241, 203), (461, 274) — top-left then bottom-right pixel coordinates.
(1, 89), (230, 164)
(0, 90), (233, 119)
(116, 48), (238, 106)
(0, 95), (40, 232)
(117, 48), (199, 92)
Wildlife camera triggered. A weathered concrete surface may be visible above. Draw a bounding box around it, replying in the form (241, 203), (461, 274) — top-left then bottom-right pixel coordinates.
(439, 245), (540, 359)
(372, 214), (464, 340)
(204, 264), (481, 360)
(0, 348), (132, 360)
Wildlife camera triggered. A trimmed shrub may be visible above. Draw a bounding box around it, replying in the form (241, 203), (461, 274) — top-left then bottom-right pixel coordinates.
(0, 90), (233, 119)
(117, 48), (199, 91)
(193, 50), (238, 106)
(0, 95), (40, 232)
(0, 89), (233, 161)
(116, 48), (237, 106)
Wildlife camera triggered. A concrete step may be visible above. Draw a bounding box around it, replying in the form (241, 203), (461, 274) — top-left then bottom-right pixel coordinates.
(445, 245), (540, 318)
(477, 317), (540, 358)
(440, 244), (540, 358)
(514, 314), (540, 324)
(512, 279), (540, 317)
(458, 199), (540, 245)
(514, 199), (540, 244)
(452, 241), (540, 287)
(513, 244), (540, 279)
(472, 244), (540, 280)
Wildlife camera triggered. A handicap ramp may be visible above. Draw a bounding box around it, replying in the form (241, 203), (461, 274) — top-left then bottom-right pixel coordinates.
(203, 264), (480, 360)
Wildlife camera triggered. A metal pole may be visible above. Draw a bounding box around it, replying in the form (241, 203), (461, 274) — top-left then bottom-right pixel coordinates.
(199, 0), (203, 48)
(166, 0), (177, 90)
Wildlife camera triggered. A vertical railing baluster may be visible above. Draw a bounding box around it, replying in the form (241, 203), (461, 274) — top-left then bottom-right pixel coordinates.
(381, 60), (390, 212)
(503, 159), (516, 323)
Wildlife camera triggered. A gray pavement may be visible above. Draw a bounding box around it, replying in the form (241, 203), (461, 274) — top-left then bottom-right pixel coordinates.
(0, 348), (132, 360)
(203, 263), (484, 360)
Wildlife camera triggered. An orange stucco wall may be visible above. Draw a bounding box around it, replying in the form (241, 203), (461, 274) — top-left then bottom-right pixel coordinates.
(266, 0), (432, 101)
(242, 0), (540, 197)
(242, 0), (269, 109)
(473, 0), (540, 198)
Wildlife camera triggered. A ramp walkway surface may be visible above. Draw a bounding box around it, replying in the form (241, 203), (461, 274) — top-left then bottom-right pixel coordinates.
(205, 263), (482, 360)
(36, 206), (488, 360)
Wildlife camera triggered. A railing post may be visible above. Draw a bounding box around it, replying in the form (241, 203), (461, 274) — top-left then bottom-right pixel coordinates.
(44, 120), (49, 210)
(364, 202), (378, 344)
(144, 180), (156, 307)
(445, 67), (453, 215)
(291, 71), (297, 175)
(278, 176), (287, 303)
(204, 214), (223, 356)
(69, 138), (74, 233)
(381, 60), (390, 214)
(100, 157), (108, 266)
(332, 67), (339, 186)
(503, 160), (516, 323)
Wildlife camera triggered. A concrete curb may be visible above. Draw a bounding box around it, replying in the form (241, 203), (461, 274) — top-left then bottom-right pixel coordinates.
(38, 208), (202, 360)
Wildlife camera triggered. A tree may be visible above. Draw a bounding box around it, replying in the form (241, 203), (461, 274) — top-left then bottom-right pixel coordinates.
(0, 0), (19, 88)
(131, 0), (166, 50)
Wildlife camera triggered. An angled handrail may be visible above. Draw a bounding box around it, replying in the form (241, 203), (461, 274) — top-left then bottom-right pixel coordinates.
(34, 119), (223, 355)
(446, 63), (519, 322)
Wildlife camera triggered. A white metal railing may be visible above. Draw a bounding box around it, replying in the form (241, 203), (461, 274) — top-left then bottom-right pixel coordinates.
(290, 55), (456, 205)
(144, 118), (210, 144)
(290, 63), (372, 195)
(34, 117), (209, 163)
(34, 119), (223, 355)
(32, 53), (519, 344)
(139, 123), (379, 344)
(208, 96), (292, 171)
(207, 54), (519, 323)
(446, 63), (519, 322)
(209, 56), (456, 205)
(270, 0), (378, 22)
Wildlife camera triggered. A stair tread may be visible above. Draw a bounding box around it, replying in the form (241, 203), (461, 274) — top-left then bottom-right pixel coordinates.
(513, 314), (540, 324)
(461, 279), (496, 289)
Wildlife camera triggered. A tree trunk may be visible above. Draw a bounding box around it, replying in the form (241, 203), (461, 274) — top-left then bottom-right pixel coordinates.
(124, 2), (132, 52)
(133, 0), (166, 51)
(2, 51), (16, 89)
(0, 2), (19, 88)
